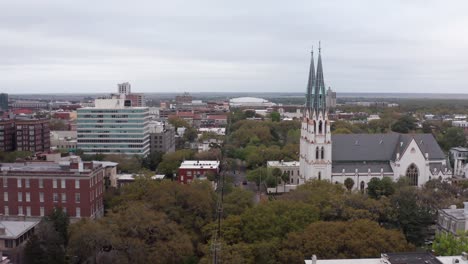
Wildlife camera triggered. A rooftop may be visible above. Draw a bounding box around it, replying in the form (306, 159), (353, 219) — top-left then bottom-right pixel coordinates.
(0, 161), (102, 175)
(0, 220), (39, 239)
(305, 252), (468, 264)
(179, 160), (220, 169)
(267, 161), (300, 167)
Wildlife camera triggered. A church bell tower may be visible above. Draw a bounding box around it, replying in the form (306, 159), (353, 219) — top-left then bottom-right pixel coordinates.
(299, 43), (332, 182)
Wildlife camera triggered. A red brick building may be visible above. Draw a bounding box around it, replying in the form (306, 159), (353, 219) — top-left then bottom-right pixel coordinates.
(15, 118), (50, 152)
(0, 119), (15, 152)
(177, 160), (220, 184)
(0, 161), (105, 220)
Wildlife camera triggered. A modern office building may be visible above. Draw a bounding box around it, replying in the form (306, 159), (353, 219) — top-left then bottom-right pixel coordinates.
(77, 98), (150, 155)
(149, 121), (175, 154)
(0, 160), (105, 220)
(117, 82), (131, 95)
(0, 93), (8, 111)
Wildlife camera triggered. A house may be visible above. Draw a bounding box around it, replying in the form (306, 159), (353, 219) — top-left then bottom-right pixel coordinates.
(437, 202), (468, 236)
(178, 160), (220, 184)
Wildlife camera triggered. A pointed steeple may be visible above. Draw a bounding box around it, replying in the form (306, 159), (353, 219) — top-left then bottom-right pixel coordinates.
(305, 47), (315, 114)
(314, 41), (326, 115)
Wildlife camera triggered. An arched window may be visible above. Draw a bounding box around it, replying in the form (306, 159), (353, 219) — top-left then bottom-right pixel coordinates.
(406, 164), (419, 186)
(318, 120), (323, 134)
(313, 120), (316, 134)
(315, 147), (319, 159)
(360, 181), (365, 191)
(318, 172), (321, 180)
(321, 147), (325, 160)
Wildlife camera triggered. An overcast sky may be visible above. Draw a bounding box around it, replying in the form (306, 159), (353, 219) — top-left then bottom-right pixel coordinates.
(1, 0), (468, 94)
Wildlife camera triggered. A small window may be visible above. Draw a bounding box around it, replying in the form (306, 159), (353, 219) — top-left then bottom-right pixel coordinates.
(4, 206), (9, 216)
(76, 207), (81, 218)
(3, 192), (8, 202)
(40, 207), (45, 217)
(25, 179), (30, 188)
(18, 192), (22, 202)
(53, 179), (57, 189)
(61, 193), (67, 202)
(75, 180), (80, 189)
(61, 179), (66, 189)
(39, 179), (43, 188)
(53, 193), (59, 202)
(39, 192), (44, 203)
(17, 179), (22, 188)
(75, 193), (80, 203)
(26, 192), (30, 202)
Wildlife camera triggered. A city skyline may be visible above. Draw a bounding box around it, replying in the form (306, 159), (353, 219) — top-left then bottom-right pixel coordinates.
(2, 0), (468, 94)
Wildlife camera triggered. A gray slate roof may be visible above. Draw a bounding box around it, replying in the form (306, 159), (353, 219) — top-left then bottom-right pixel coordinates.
(332, 161), (393, 173)
(331, 133), (445, 162)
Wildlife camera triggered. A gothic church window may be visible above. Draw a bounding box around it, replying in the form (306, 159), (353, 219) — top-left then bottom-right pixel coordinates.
(318, 121), (323, 134)
(406, 164), (419, 186)
(316, 147), (319, 159)
(321, 147), (324, 159)
(360, 181), (365, 191)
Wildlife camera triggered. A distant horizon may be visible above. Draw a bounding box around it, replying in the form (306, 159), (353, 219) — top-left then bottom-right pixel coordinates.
(7, 91), (468, 100)
(2, 1), (468, 94)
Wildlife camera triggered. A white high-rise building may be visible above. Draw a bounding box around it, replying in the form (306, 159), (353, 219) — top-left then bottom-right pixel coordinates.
(117, 82), (131, 95)
(77, 98), (150, 155)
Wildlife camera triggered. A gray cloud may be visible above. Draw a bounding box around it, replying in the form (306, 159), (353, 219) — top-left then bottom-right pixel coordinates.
(1, 0), (468, 94)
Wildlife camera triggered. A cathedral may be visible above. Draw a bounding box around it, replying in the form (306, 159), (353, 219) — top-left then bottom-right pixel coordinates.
(298, 46), (451, 189)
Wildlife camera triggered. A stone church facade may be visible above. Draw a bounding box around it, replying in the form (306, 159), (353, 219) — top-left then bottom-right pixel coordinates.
(298, 46), (451, 190)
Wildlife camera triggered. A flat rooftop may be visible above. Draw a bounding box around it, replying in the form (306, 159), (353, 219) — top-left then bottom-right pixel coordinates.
(0, 162), (101, 175)
(180, 160), (220, 169)
(305, 252), (465, 264)
(267, 161), (300, 167)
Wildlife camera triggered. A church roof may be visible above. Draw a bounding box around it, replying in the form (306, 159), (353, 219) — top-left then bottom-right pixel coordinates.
(331, 133), (445, 162)
(332, 161), (393, 173)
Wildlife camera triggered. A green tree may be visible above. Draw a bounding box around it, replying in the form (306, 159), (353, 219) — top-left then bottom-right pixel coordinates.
(168, 116), (190, 130)
(391, 115), (417, 133)
(270, 111), (281, 122)
(157, 149), (195, 176)
(45, 207), (70, 246)
(281, 172), (291, 192)
(141, 151), (164, 171)
(24, 235), (48, 264)
(23, 221), (67, 264)
(367, 177), (395, 199)
(390, 186), (435, 246)
(279, 219), (413, 262)
(433, 231), (468, 256)
(223, 188), (254, 217)
(344, 177), (355, 191)
(439, 127), (466, 151)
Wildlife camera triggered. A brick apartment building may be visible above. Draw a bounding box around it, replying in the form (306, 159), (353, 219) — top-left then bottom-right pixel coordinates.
(15, 118), (50, 152)
(0, 119), (15, 152)
(0, 160), (105, 220)
(0, 118), (50, 153)
(178, 160), (220, 184)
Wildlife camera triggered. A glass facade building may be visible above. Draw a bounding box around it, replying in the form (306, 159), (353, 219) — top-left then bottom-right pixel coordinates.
(77, 100), (150, 155)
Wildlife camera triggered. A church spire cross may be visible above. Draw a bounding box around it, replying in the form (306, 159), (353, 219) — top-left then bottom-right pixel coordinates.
(305, 45), (316, 115)
(314, 41), (326, 116)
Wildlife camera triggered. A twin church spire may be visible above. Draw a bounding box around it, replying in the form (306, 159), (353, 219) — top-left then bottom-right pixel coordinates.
(305, 43), (326, 116)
